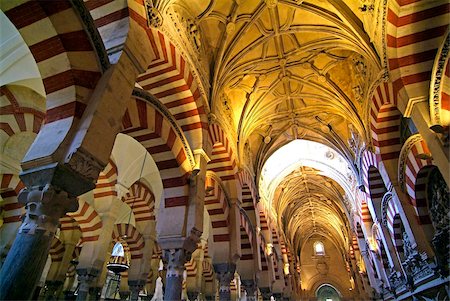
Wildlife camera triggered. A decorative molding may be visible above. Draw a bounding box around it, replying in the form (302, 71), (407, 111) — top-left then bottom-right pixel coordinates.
(70, 0), (110, 72)
(17, 184), (78, 236)
(429, 30), (449, 125)
(132, 88), (196, 170)
(403, 96), (428, 118)
(66, 148), (104, 185)
(397, 134), (422, 191)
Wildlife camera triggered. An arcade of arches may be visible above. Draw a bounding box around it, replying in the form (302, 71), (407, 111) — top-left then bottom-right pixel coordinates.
(0, 0), (448, 300)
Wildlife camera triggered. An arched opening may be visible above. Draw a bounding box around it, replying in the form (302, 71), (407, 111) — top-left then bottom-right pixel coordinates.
(316, 284), (342, 301)
(314, 241), (325, 256)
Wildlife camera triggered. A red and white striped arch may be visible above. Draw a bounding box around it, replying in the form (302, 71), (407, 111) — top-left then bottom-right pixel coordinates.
(0, 86), (44, 137)
(67, 198), (102, 244)
(122, 97), (191, 208)
(49, 236), (65, 263)
(88, 0), (208, 150)
(137, 28), (207, 151)
(123, 181), (155, 225)
(204, 176), (230, 244)
(0, 174), (25, 227)
(208, 124), (238, 185)
(369, 82), (402, 162)
(4, 1), (103, 125)
(367, 166), (387, 206)
(387, 1), (449, 100)
(84, 0), (130, 59)
(399, 135), (434, 224)
(59, 215), (81, 235)
(93, 160), (118, 200)
(202, 258), (214, 284)
(112, 223), (145, 260)
(240, 211), (254, 261)
(237, 169), (258, 204)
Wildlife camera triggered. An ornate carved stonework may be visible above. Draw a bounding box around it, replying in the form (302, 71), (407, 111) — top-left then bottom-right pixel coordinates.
(66, 148), (104, 185)
(430, 31), (449, 125)
(163, 248), (191, 278)
(401, 231), (435, 286)
(428, 169), (449, 277)
(214, 263), (236, 293)
(380, 192), (392, 227)
(17, 184), (78, 236)
(145, 2), (163, 28)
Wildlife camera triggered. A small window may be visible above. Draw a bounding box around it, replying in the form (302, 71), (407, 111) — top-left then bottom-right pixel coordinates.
(314, 241), (325, 256)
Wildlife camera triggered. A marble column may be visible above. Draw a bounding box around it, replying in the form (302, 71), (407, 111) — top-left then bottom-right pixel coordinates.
(163, 248), (191, 301)
(241, 279), (257, 301)
(0, 185), (78, 300)
(76, 268), (100, 301)
(129, 279), (145, 301)
(214, 263), (236, 301)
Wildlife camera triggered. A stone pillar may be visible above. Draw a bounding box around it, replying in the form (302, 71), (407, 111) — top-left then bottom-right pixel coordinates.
(129, 279), (145, 301)
(163, 248), (191, 301)
(214, 263), (236, 301)
(259, 287), (272, 301)
(76, 268), (100, 301)
(119, 290), (130, 301)
(241, 279), (257, 301)
(0, 185), (78, 300)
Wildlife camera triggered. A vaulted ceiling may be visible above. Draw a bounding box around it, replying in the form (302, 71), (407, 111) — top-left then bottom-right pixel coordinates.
(164, 0), (380, 256)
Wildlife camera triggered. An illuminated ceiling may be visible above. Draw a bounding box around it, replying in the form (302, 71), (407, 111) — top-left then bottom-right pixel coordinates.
(164, 0), (380, 256)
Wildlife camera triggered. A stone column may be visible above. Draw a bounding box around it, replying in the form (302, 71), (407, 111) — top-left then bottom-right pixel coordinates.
(0, 185), (78, 300)
(214, 263), (236, 301)
(76, 268), (100, 301)
(163, 248), (191, 301)
(259, 287), (272, 301)
(241, 279), (257, 301)
(129, 279), (145, 301)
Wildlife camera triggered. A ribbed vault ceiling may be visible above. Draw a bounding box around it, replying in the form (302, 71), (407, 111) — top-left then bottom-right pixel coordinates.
(169, 0), (378, 257)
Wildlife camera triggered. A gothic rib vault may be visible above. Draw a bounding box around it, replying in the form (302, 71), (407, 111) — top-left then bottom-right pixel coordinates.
(0, 0), (449, 300)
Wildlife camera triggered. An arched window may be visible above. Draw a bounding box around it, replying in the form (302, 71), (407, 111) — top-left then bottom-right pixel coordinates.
(314, 241), (325, 256)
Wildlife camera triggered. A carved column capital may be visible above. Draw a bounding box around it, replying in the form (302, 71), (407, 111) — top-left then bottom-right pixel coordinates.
(214, 263), (236, 294)
(17, 184), (78, 236)
(129, 279), (146, 301)
(241, 279), (257, 298)
(163, 248), (190, 278)
(76, 268), (100, 293)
